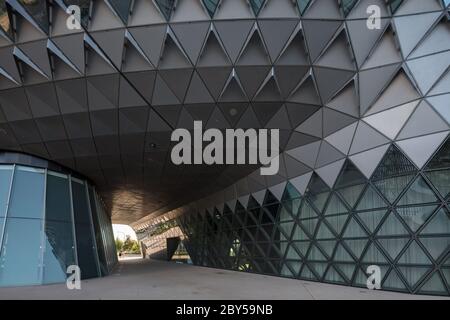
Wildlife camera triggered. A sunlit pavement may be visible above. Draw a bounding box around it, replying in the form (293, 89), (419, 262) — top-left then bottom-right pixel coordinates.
(0, 258), (447, 300)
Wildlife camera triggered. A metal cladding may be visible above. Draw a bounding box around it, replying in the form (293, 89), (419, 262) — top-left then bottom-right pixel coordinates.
(0, 0), (450, 294)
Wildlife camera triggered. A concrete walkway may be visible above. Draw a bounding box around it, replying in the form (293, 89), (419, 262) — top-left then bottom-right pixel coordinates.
(0, 258), (447, 300)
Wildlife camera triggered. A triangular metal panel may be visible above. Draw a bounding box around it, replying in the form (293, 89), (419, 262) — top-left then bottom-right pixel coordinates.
(396, 132), (449, 169)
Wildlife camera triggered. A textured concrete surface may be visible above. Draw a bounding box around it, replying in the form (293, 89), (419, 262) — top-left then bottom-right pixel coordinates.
(0, 258), (447, 300)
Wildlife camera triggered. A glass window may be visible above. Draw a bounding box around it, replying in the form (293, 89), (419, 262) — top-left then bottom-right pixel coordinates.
(18, 0), (49, 32)
(72, 179), (99, 279)
(8, 166), (45, 219)
(0, 165), (13, 217)
(297, 0), (313, 15)
(42, 173), (76, 284)
(249, 0), (265, 16)
(107, 0), (131, 24)
(154, 0), (176, 21)
(341, 0), (358, 16)
(88, 186), (108, 276)
(43, 221), (75, 284)
(0, 218), (43, 287)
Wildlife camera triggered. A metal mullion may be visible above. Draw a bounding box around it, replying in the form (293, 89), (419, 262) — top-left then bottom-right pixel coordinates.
(68, 175), (79, 268)
(0, 164), (16, 267)
(84, 181), (102, 277)
(38, 169), (48, 284)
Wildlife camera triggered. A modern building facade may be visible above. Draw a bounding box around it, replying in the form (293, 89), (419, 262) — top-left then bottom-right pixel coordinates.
(0, 0), (449, 296)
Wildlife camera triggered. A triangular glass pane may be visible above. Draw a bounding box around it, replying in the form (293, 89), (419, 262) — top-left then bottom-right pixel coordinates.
(418, 272), (447, 295)
(264, 190), (279, 205)
(316, 222), (335, 240)
(261, 204), (279, 224)
(338, 184), (365, 208)
(247, 195), (260, 209)
(292, 241), (311, 256)
(421, 208), (450, 235)
(282, 199), (302, 219)
(344, 239), (368, 259)
(389, 0), (404, 13)
(291, 224), (310, 241)
(306, 173), (330, 195)
(419, 237), (450, 261)
(397, 176), (438, 205)
(343, 218), (367, 238)
(281, 262), (295, 277)
(362, 242), (388, 264)
(278, 221), (295, 240)
(248, 0), (266, 16)
(341, 0), (358, 16)
(333, 244), (354, 262)
(383, 269), (408, 291)
(282, 182), (301, 201)
(300, 218), (318, 236)
(372, 145), (417, 181)
(357, 210), (387, 233)
(396, 206), (437, 232)
(107, 0), (131, 24)
(201, 0), (220, 18)
(297, 0), (313, 15)
(309, 192), (330, 213)
(285, 245), (302, 260)
(310, 262), (328, 278)
(398, 267), (430, 289)
(324, 193), (348, 215)
(425, 170), (450, 198)
(325, 214), (348, 235)
(335, 160), (367, 189)
(335, 263), (356, 280)
(356, 185), (387, 211)
(378, 238), (410, 261)
(317, 240), (337, 258)
(278, 204), (296, 222)
(308, 245), (327, 261)
(443, 268), (450, 287)
(19, 0), (50, 32)
(398, 241), (432, 265)
(377, 212), (410, 236)
(325, 266), (345, 283)
(154, 0), (176, 20)
(425, 138), (450, 170)
(353, 268), (369, 287)
(298, 201), (318, 219)
(373, 174), (415, 204)
(300, 264), (316, 280)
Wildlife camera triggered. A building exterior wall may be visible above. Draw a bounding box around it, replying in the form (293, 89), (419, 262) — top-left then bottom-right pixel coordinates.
(138, 139), (450, 296)
(0, 155), (117, 287)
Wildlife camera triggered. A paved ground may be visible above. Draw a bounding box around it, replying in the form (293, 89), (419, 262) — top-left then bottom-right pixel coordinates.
(0, 258), (447, 300)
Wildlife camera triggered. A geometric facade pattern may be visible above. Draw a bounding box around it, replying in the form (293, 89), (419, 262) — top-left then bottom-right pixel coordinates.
(0, 155), (117, 287)
(0, 0), (450, 294)
(138, 140), (450, 296)
(1, 0), (449, 224)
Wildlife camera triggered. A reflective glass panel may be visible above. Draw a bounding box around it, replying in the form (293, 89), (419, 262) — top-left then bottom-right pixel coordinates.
(72, 180), (99, 279)
(8, 166), (45, 219)
(0, 165), (13, 217)
(0, 218), (42, 286)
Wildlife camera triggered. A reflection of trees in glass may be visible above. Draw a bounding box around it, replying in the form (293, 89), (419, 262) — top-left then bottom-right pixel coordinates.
(0, 2), (11, 34)
(19, 0), (49, 32)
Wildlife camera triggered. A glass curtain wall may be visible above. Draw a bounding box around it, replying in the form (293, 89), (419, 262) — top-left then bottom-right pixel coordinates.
(173, 140), (450, 296)
(0, 164), (117, 287)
